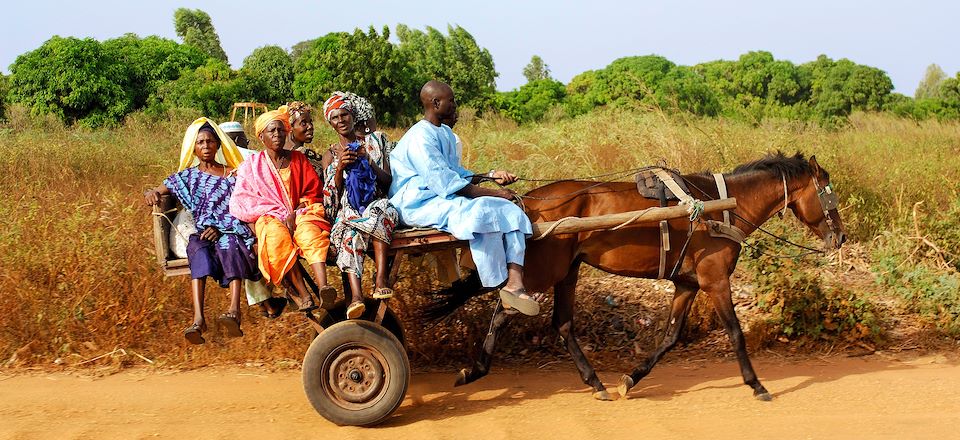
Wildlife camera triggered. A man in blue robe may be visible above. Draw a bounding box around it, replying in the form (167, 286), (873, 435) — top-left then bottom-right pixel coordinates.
(389, 81), (540, 315)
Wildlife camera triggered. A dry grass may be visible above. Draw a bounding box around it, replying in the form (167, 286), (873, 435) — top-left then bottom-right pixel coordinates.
(1, 106), (958, 370)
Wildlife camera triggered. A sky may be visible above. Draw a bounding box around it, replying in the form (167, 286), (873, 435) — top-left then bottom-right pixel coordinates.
(2, 0), (957, 94)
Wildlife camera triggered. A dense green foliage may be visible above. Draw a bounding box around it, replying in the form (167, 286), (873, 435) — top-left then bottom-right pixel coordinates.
(241, 45), (294, 106)
(0, 74), (7, 120)
(149, 60), (253, 117)
(523, 55), (550, 83)
(173, 8), (228, 62)
(396, 24), (498, 109)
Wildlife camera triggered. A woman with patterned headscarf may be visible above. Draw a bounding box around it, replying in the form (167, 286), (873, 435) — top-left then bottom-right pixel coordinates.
(348, 92), (395, 157)
(230, 105), (337, 313)
(320, 92), (399, 319)
(144, 118), (265, 344)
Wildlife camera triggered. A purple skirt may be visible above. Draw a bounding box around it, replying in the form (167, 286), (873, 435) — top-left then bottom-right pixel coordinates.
(186, 233), (261, 287)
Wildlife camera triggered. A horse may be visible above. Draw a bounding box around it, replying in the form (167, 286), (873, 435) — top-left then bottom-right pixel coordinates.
(425, 152), (846, 401)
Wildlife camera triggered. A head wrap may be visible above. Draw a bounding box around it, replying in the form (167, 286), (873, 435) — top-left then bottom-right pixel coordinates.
(287, 101), (313, 124)
(323, 92), (353, 122)
(219, 121), (244, 134)
(177, 117), (243, 172)
(255, 105), (291, 136)
(349, 93), (375, 127)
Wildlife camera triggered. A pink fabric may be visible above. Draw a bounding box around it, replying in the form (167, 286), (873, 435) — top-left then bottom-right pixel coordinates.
(229, 151), (291, 223)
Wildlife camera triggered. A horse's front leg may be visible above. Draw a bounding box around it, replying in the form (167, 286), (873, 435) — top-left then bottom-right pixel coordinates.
(454, 300), (514, 386)
(553, 261), (612, 400)
(618, 281), (698, 397)
(702, 275), (772, 401)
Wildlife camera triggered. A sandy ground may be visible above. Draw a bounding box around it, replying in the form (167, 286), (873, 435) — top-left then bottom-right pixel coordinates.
(1, 353), (958, 440)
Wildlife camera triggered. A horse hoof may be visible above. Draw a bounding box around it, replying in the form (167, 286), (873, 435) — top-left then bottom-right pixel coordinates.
(755, 391), (773, 402)
(617, 375), (635, 398)
(454, 369), (469, 387)
(592, 390), (614, 401)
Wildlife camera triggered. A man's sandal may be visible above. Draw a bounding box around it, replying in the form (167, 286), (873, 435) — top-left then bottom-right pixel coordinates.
(373, 287), (394, 300)
(183, 323), (206, 345)
(499, 288), (540, 316)
(346, 301), (366, 319)
(218, 312), (244, 338)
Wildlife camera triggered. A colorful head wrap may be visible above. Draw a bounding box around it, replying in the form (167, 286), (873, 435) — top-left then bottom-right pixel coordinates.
(349, 93), (375, 127)
(219, 121), (244, 134)
(323, 92), (353, 122)
(177, 117), (243, 172)
(255, 105), (291, 136)
(287, 101), (313, 124)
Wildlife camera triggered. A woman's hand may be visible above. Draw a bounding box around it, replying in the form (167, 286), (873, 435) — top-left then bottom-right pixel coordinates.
(284, 212), (297, 232)
(144, 189), (161, 206)
(337, 149), (359, 171)
(199, 226), (221, 242)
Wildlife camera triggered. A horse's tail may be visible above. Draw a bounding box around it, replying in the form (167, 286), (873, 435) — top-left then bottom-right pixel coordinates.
(421, 270), (495, 321)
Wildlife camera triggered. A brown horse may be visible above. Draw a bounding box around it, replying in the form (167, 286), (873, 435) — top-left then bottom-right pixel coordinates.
(427, 152), (846, 401)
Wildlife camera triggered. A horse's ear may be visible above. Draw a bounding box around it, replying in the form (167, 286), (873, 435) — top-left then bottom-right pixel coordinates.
(809, 155), (821, 175)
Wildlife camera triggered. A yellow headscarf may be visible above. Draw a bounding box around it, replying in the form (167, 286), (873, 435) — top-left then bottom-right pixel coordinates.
(254, 105), (291, 137)
(177, 117), (244, 172)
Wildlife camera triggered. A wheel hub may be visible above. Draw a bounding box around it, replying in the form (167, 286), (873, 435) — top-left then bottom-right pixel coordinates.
(329, 348), (386, 404)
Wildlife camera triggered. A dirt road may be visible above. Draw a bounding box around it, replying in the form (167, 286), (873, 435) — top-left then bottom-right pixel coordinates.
(2, 354), (958, 439)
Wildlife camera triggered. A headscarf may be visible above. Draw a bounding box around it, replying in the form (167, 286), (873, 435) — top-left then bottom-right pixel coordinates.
(177, 117), (243, 172)
(287, 101), (312, 123)
(349, 93), (375, 128)
(323, 92), (353, 122)
(255, 105), (291, 137)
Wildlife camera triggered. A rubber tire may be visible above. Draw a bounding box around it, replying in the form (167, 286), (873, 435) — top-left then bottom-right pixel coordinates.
(302, 320), (410, 426)
(317, 298), (406, 345)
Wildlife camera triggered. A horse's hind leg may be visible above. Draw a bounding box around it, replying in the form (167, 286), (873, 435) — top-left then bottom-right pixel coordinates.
(618, 282), (698, 397)
(704, 277), (772, 401)
(454, 301), (514, 387)
(553, 261), (611, 400)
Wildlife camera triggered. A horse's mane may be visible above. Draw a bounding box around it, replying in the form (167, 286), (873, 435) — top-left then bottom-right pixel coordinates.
(696, 151), (819, 180)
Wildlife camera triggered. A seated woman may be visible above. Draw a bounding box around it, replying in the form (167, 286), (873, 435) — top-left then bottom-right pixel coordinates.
(144, 118), (265, 344)
(229, 106), (337, 312)
(321, 92), (399, 319)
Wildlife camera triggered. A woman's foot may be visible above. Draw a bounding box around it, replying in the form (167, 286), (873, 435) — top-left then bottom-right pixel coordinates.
(499, 287), (540, 316)
(346, 300), (366, 319)
(183, 322), (207, 345)
(287, 290), (318, 312)
(218, 312), (244, 337)
(259, 297), (288, 319)
(373, 287), (394, 300)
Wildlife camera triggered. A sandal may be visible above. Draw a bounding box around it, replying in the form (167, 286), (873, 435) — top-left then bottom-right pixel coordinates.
(287, 291), (318, 313)
(183, 322), (206, 345)
(259, 297), (288, 319)
(346, 301), (366, 319)
(218, 312), (244, 338)
(317, 286), (338, 310)
(372, 287), (394, 300)
(499, 288), (540, 316)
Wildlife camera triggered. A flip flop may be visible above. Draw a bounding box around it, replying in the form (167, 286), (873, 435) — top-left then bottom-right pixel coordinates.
(218, 312), (244, 338)
(317, 286), (338, 310)
(346, 301), (366, 319)
(499, 288), (540, 316)
(372, 287), (394, 300)
(259, 297), (288, 319)
(287, 291), (318, 312)
(183, 323), (206, 345)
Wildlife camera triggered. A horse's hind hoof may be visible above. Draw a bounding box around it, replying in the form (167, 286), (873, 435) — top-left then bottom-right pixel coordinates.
(592, 390), (614, 401)
(617, 375), (635, 398)
(755, 391), (773, 401)
(454, 369), (469, 387)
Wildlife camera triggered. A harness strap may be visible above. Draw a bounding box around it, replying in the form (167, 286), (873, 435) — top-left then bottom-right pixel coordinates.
(652, 168), (694, 205)
(712, 173), (731, 227)
(707, 173), (747, 244)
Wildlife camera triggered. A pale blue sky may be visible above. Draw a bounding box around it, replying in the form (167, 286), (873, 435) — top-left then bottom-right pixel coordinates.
(2, 0), (957, 94)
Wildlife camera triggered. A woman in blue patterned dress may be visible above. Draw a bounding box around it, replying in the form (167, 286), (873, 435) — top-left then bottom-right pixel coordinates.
(144, 121), (266, 344)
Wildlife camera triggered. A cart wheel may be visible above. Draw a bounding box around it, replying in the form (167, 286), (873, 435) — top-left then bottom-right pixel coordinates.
(302, 320), (409, 426)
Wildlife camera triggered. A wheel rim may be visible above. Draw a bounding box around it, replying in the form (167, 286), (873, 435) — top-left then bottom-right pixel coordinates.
(321, 343), (390, 410)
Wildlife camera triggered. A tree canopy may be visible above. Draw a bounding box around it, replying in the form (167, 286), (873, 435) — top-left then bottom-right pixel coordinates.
(173, 8), (228, 63)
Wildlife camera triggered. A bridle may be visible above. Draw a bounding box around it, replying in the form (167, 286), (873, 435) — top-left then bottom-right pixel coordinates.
(810, 173), (843, 244)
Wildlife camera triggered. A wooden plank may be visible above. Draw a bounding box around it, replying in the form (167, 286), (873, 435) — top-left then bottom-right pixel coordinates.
(530, 198), (737, 239)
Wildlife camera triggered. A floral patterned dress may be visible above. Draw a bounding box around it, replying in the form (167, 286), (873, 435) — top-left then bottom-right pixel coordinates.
(322, 135), (399, 276)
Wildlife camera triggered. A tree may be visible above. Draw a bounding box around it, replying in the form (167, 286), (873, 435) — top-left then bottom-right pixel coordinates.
(915, 64), (947, 99)
(292, 27), (417, 124)
(149, 59), (253, 118)
(563, 55), (675, 114)
(102, 33), (208, 110)
(496, 79), (566, 123)
(396, 24), (498, 109)
(7, 36), (131, 127)
(0, 73), (8, 119)
(523, 55), (550, 83)
(242, 45), (294, 105)
(173, 8), (228, 63)
(802, 55), (893, 121)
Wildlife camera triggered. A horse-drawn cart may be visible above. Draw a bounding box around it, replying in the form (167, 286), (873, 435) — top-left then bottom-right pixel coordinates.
(152, 194), (737, 426)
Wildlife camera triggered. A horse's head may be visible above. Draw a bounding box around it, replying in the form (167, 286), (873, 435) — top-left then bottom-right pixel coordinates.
(788, 156), (846, 250)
